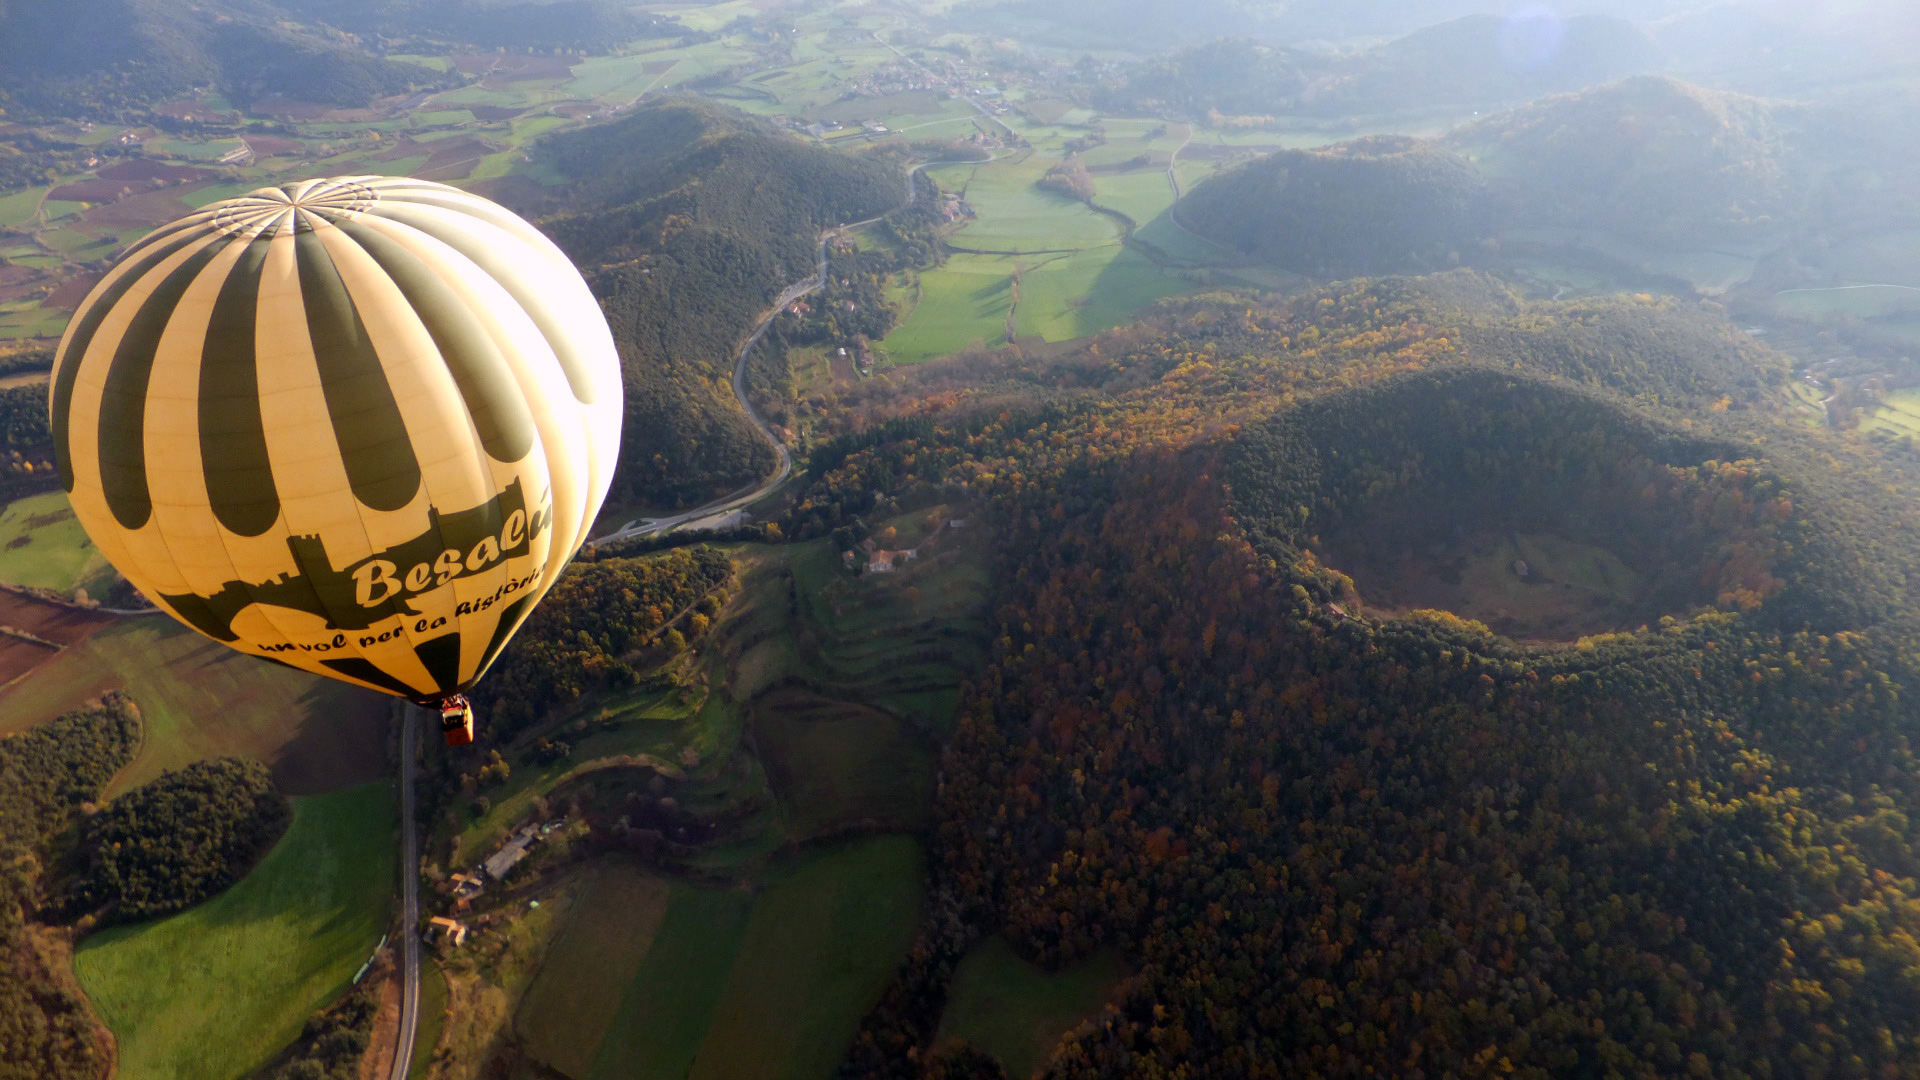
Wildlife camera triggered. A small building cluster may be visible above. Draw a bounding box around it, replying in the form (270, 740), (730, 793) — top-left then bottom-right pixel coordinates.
(480, 818), (565, 880)
(428, 916), (469, 947)
(937, 193), (977, 223)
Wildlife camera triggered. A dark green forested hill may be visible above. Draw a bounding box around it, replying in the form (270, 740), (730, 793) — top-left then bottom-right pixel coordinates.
(1445, 75), (1808, 244)
(0, 0), (673, 116)
(1303, 13), (1663, 116)
(779, 274), (1920, 1079)
(0, 697), (140, 1080)
(537, 99), (904, 510)
(275, 0), (680, 51)
(1100, 14), (1663, 119)
(1182, 75), (1815, 274)
(1179, 136), (1487, 276)
(0, 0), (458, 116)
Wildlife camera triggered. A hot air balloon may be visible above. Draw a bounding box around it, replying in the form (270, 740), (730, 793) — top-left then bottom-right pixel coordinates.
(49, 176), (623, 746)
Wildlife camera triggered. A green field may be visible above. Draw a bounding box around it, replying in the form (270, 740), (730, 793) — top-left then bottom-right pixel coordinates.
(0, 185), (49, 228)
(75, 782), (396, 1080)
(519, 864), (675, 1077)
(755, 685), (936, 838)
(409, 961), (451, 1080)
(1864, 387), (1920, 439)
(566, 53), (665, 99)
(881, 254), (1015, 363)
(1012, 245), (1187, 343)
(0, 618), (390, 797)
(514, 838), (924, 1080)
(945, 166), (1120, 253)
(937, 938), (1125, 1078)
(587, 881), (757, 1080)
(1774, 284), (1920, 321)
(0, 490), (114, 594)
(1090, 169), (1177, 227)
(447, 682), (702, 864)
(686, 836), (927, 1080)
(0, 303), (70, 339)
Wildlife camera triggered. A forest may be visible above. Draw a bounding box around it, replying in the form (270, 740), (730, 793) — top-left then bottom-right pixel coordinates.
(1092, 15), (1659, 118)
(0, 0), (675, 118)
(65, 758), (290, 924)
(0, 696), (140, 1080)
(1178, 136), (1487, 277)
(0, 382), (50, 450)
(0, 0), (457, 116)
(471, 544), (734, 737)
(780, 272), (1920, 1078)
(1443, 76), (1806, 245)
(537, 100), (905, 509)
(260, 980), (382, 1080)
(1180, 74), (1829, 265)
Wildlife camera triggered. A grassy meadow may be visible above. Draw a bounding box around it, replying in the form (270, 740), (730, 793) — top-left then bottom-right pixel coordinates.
(0, 617), (389, 796)
(517, 864), (675, 1077)
(881, 253), (1015, 363)
(508, 838), (925, 1080)
(684, 835), (926, 1080)
(445, 518), (988, 1077)
(937, 938), (1126, 1077)
(0, 490), (114, 594)
(75, 782), (396, 1080)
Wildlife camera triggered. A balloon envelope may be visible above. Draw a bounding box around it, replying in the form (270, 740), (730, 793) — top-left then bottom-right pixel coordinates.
(50, 176), (622, 702)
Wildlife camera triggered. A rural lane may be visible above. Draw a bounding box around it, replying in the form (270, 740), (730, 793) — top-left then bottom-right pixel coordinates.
(387, 704), (423, 1080)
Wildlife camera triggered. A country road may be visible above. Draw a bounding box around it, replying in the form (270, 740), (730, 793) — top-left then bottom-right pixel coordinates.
(1162, 123), (1228, 252)
(589, 152), (1002, 548)
(386, 704), (422, 1080)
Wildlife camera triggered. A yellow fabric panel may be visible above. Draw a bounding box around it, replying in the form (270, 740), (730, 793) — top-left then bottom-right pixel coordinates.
(56, 176), (625, 701)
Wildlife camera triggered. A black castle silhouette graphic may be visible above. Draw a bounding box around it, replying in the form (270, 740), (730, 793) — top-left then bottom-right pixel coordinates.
(163, 478), (552, 641)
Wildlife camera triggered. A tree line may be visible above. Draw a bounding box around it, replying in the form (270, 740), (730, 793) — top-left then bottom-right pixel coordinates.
(0, 696), (140, 1080)
(472, 544), (733, 736)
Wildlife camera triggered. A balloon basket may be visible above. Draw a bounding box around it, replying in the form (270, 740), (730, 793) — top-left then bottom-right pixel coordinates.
(436, 695), (476, 748)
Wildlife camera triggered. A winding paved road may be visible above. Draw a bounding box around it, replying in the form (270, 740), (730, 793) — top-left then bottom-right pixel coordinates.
(589, 153), (1000, 548)
(386, 704), (422, 1080)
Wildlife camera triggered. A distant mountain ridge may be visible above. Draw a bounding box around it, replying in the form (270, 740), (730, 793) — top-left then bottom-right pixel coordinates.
(1444, 75), (1807, 244)
(1098, 13), (1662, 119)
(1182, 75), (1812, 274)
(534, 100), (905, 510)
(0, 0), (676, 117)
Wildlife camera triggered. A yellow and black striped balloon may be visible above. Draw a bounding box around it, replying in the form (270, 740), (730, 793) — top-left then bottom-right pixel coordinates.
(50, 176), (623, 702)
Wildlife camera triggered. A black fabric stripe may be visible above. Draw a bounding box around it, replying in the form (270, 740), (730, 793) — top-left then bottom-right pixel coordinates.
(98, 234), (240, 530)
(333, 218), (537, 463)
(295, 226), (422, 513)
(321, 656), (423, 699)
(413, 631), (463, 696)
(465, 591), (534, 692)
(200, 236), (279, 536)
(366, 203), (602, 406)
(53, 229), (215, 492)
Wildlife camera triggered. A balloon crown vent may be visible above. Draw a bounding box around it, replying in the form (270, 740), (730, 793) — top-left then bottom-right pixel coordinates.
(208, 177), (382, 237)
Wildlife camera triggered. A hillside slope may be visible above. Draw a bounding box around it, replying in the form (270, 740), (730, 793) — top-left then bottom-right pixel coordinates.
(0, 0), (670, 116)
(1304, 13), (1664, 116)
(0, 0), (455, 115)
(788, 276), (1920, 1079)
(1182, 76), (1814, 272)
(1446, 75), (1808, 244)
(537, 100), (904, 511)
(1178, 135), (1487, 276)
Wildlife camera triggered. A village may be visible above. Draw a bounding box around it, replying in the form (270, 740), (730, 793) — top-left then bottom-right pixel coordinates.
(425, 816), (570, 950)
